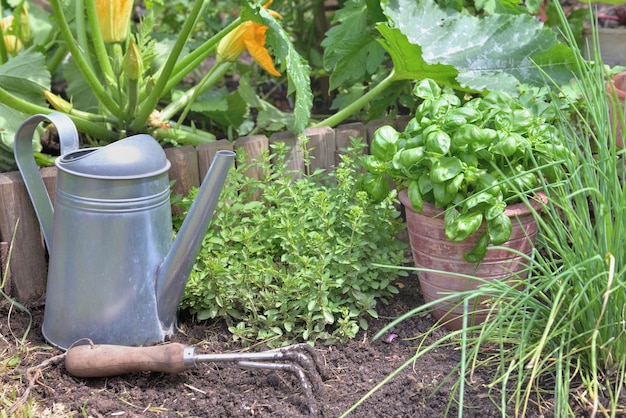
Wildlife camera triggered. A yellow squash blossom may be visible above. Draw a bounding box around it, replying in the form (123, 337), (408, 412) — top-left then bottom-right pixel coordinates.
(95, 0), (134, 43)
(217, 3), (281, 77)
(1, 15), (22, 54)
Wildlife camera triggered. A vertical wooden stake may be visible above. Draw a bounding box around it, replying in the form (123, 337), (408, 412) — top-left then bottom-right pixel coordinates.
(165, 146), (200, 215)
(268, 131), (304, 180)
(335, 122), (367, 164)
(303, 126), (336, 175)
(197, 140), (234, 180)
(234, 135), (269, 201)
(0, 172), (48, 302)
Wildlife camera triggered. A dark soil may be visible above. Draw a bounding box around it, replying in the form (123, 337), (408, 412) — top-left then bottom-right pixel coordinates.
(0, 270), (557, 418)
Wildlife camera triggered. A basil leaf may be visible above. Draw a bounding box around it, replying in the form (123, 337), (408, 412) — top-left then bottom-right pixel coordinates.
(446, 211), (483, 242)
(463, 191), (495, 211)
(425, 130), (451, 154)
(413, 78), (441, 100)
(358, 173), (390, 202)
(445, 173), (465, 195)
(430, 156), (463, 183)
(488, 212), (512, 245)
(433, 182), (456, 207)
(407, 180), (423, 212)
(371, 125), (399, 161)
(464, 232), (490, 263)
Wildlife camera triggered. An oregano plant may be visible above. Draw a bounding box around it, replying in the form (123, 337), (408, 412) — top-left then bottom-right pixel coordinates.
(174, 139), (408, 346)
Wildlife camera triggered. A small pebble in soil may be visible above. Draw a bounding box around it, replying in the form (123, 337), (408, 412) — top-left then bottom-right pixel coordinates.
(383, 333), (399, 344)
(266, 373), (281, 387)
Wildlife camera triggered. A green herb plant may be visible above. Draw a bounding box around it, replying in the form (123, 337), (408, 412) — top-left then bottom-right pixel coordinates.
(344, 4), (626, 416)
(361, 79), (570, 262)
(175, 139), (408, 347)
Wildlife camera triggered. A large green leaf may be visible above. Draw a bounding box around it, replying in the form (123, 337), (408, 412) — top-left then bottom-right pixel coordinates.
(29, 3), (55, 46)
(256, 5), (312, 135)
(0, 48), (48, 167)
(237, 74), (295, 134)
(184, 86), (230, 113)
(201, 91), (249, 133)
(0, 48), (50, 104)
(379, 0), (577, 93)
(63, 56), (100, 113)
(322, 0), (387, 90)
(376, 24), (461, 89)
(0, 104), (42, 170)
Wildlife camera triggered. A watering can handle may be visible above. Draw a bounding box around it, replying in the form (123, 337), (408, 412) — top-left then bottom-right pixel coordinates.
(14, 113), (79, 252)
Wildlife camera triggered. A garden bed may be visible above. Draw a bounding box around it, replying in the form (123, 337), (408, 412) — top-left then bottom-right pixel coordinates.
(1, 267), (558, 418)
(1, 2), (625, 416)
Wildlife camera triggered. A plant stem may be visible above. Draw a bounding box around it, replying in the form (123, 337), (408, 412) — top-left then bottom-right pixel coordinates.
(75, 0), (95, 72)
(45, 91), (118, 124)
(152, 126), (216, 146)
(0, 87), (117, 141)
(110, 43), (125, 107)
(0, 16), (9, 65)
(126, 78), (139, 119)
(0, 15), (7, 65)
(313, 70), (398, 128)
(129, 0), (208, 133)
(64, 106), (117, 125)
(160, 61), (233, 123)
(160, 18), (242, 96)
(46, 43), (68, 75)
(85, 0), (116, 87)
(48, 0), (121, 116)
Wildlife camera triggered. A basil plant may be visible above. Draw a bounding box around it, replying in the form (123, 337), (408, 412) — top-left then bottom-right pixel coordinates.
(360, 78), (570, 262)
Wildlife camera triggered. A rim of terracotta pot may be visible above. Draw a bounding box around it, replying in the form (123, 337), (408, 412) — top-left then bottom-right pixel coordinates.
(398, 189), (547, 218)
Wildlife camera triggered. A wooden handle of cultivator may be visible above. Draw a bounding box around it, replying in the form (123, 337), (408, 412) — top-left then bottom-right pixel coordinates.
(65, 343), (192, 378)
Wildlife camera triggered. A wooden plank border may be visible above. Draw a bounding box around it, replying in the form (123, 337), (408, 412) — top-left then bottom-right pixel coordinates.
(0, 118), (412, 303)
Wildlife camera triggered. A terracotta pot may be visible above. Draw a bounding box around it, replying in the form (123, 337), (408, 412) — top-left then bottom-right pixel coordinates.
(399, 189), (546, 330)
(608, 71), (626, 149)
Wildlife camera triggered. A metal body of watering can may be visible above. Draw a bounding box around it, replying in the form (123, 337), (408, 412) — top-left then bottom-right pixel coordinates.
(14, 113), (234, 350)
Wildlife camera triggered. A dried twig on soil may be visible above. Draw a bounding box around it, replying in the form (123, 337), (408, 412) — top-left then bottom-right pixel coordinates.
(8, 352), (66, 416)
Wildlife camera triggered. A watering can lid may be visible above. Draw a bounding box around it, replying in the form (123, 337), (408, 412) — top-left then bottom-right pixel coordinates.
(58, 134), (170, 178)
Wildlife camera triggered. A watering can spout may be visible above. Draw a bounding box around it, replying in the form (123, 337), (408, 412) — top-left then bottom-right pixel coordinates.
(155, 150), (235, 331)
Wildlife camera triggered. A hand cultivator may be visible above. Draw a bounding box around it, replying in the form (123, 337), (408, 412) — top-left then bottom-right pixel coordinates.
(65, 341), (327, 417)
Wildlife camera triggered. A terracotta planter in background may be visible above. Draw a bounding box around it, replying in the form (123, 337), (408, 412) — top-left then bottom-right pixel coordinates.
(583, 27), (626, 68)
(399, 189), (546, 331)
(608, 71), (626, 149)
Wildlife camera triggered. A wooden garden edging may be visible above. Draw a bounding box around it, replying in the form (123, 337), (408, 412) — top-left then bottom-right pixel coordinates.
(0, 118), (410, 304)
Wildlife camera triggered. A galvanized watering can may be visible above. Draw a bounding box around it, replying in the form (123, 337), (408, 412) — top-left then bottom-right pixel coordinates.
(14, 113), (234, 350)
